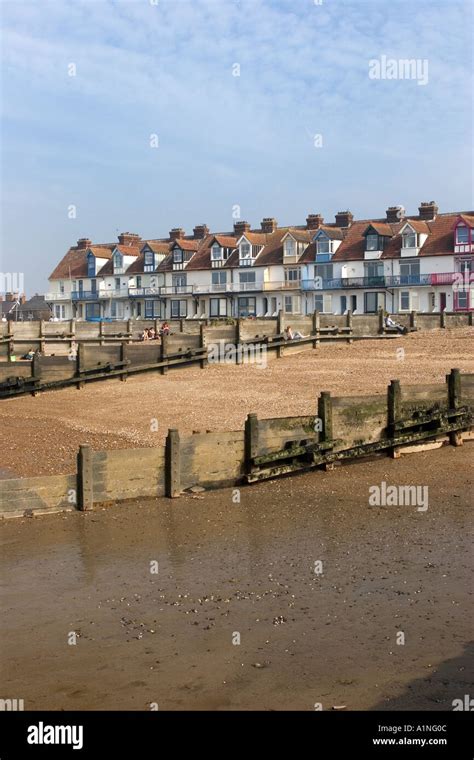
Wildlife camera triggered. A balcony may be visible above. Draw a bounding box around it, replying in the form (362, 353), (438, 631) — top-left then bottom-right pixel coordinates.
(129, 287), (162, 298)
(301, 274), (458, 291)
(45, 292), (70, 300)
(71, 290), (100, 300)
(160, 285), (195, 295)
(263, 280), (301, 291)
(98, 289), (129, 298)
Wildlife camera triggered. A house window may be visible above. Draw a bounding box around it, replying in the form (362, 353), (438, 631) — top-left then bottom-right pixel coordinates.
(400, 291), (410, 311)
(238, 297), (256, 317)
(87, 254), (96, 277)
(211, 244), (223, 260)
(399, 260), (420, 285)
(212, 271), (227, 285)
(114, 252), (124, 273)
(365, 262), (384, 282)
(366, 234), (379, 251)
(144, 251), (155, 271)
(314, 294), (332, 313)
(172, 273), (187, 289)
(284, 238), (296, 257)
(239, 271), (256, 285)
(136, 276), (142, 288)
(284, 268), (300, 284)
(457, 290), (469, 309)
(86, 302), (101, 320)
(115, 277), (121, 291)
(91, 279), (97, 294)
(171, 299), (187, 318)
(145, 300), (160, 319)
(364, 292), (385, 313)
(315, 264), (333, 282)
(239, 242), (252, 264)
(402, 231), (417, 248)
(173, 248), (183, 263)
(316, 239), (331, 254)
(284, 295), (301, 313)
(456, 226), (469, 244)
(59, 281), (65, 294)
(210, 298), (227, 317)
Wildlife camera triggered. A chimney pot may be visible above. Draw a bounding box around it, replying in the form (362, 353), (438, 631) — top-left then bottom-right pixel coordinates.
(386, 205), (405, 223)
(193, 224), (209, 239)
(418, 201), (439, 221)
(169, 227), (185, 241)
(306, 214), (324, 230)
(335, 210), (354, 228)
(233, 221), (251, 236)
(261, 217), (277, 233)
(118, 232), (141, 246)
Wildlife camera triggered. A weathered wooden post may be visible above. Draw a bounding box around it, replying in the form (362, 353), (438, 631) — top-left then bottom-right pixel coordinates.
(76, 343), (85, 389)
(199, 323), (207, 368)
(127, 318), (133, 344)
(346, 309), (353, 344)
(410, 310), (417, 331)
(165, 429), (181, 497)
(378, 307), (385, 334)
(244, 413), (258, 474)
(121, 343), (128, 382)
(39, 320), (45, 354)
(440, 310), (446, 329)
(312, 310), (320, 349)
(276, 309), (284, 358)
(387, 379), (402, 458)
(160, 333), (169, 374)
(318, 391), (334, 469)
(77, 444), (94, 510)
(99, 320), (105, 346)
(447, 368), (463, 446)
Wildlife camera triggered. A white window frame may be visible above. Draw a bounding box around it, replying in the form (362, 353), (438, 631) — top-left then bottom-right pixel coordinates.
(456, 225), (469, 244)
(402, 231), (417, 248)
(284, 238), (296, 257)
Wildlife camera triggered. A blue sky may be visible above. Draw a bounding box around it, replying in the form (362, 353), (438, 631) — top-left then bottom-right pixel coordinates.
(1, 0), (472, 294)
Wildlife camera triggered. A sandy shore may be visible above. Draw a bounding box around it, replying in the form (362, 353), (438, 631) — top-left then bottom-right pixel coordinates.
(0, 445), (472, 711)
(0, 327), (473, 478)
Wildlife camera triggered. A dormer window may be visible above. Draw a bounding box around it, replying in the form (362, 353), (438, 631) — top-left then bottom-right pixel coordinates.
(402, 230), (417, 248)
(456, 225), (469, 244)
(317, 239), (330, 254)
(284, 238), (296, 257)
(144, 250), (155, 271)
(113, 251), (124, 273)
(87, 252), (96, 277)
(211, 244), (223, 260)
(240, 242), (251, 258)
(366, 234), (379, 251)
(173, 248), (183, 264)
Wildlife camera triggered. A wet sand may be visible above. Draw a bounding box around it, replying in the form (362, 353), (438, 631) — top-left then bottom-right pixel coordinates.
(1, 445), (472, 711)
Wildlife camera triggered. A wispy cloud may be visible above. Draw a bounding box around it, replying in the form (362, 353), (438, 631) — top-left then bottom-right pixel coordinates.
(0, 0), (472, 291)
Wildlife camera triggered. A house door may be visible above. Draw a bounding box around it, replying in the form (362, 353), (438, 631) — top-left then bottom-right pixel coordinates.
(440, 292), (447, 311)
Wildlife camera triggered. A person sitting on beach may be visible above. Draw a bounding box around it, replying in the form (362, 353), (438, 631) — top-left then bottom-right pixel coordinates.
(160, 322), (170, 336)
(384, 313), (405, 334)
(140, 329), (148, 341)
(285, 326), (307, 340)
(148, 327), (156, 340)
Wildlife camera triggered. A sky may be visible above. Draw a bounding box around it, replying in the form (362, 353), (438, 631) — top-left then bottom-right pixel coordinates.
(0, 0), (473, 295)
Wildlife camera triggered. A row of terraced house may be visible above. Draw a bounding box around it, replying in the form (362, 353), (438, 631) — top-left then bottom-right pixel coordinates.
(46, 201), (474, 321)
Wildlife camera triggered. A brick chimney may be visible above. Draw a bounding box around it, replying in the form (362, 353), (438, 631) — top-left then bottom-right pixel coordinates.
(335, 210), (353, 228)
(306, 214), (324, 230)
(233, 221), (251, 236)
(193, 224), (209, 239)
(386, 205), (405, 223)
(418, 201), (439, 221)
(118, 232), (142, 246)
(77, 238), (92, 249)
(169, 227), (185, 241)
(261, 218), (277, 233)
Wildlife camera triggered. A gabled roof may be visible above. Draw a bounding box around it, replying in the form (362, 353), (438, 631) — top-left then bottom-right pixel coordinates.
(171, 239), (199, 252)
(141, 240), (170, 254)
(313, 225), (344, 241)
(363, 222), (393, 237)
(211, 235), (238, 248)
(399, 220), (430, 234)
(455, 214), (474, 228)
(86, 246), (114, 259)
(281, 229), (313, 244)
